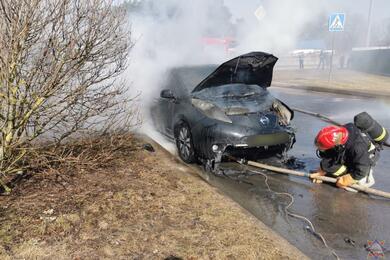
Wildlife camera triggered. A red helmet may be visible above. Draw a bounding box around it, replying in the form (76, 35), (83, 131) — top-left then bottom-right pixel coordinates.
(315, 126), (349, 151)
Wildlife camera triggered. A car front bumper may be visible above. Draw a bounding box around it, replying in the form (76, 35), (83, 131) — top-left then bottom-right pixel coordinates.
(191, 120), (295, 160)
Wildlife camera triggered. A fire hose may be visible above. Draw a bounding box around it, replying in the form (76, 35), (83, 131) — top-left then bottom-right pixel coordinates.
(292, 107), (390, 148)
(229, 158), (390, 259)
(245, 160), (390, 199)
(292, 107), (343, 126)
(222, 158), (341, 259)
(222, 108), (390, 259)
(237, 166), (340, 260)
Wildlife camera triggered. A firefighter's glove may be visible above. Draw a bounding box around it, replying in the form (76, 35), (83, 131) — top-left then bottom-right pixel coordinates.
(336, 174), (357, 189)
(310, 170), (326, 184)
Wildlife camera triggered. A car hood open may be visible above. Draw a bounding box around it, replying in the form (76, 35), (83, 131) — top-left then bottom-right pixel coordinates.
(192, 52), (278, 93)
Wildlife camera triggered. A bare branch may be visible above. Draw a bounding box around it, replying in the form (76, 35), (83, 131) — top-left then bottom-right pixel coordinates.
(0, 0), (137, 188)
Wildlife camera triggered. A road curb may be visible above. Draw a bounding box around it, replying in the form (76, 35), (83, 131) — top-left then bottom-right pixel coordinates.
(141, 134), (310, 259)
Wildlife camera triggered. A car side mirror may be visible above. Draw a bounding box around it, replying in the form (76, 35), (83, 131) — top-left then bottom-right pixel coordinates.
(160, 89), (175, 99)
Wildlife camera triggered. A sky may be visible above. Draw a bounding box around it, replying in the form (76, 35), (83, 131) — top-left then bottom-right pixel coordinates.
(224, 0), (390, 24)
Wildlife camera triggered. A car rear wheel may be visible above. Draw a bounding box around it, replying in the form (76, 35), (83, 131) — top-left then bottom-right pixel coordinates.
(175, 121), (196, 163)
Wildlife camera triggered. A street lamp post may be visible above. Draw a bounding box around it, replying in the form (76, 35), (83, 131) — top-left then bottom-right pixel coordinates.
(366, 0), (373, 47)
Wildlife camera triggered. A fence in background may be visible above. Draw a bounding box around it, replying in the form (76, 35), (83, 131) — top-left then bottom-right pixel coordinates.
(350, 47), (390, 76)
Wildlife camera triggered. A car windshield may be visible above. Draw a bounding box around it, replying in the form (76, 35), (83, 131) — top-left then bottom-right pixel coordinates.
(192, 84), (275, 115)
(192, 84), (267, 100)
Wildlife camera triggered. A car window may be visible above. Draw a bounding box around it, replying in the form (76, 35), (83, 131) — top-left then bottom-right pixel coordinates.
(165, 66), (217, 96)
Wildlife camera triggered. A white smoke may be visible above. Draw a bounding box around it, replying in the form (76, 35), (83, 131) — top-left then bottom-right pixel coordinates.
(226, 1), (324, 52)
(127, 0), (237, 144)
(125, 0), (390, 144)
(128, 0), (324, 111)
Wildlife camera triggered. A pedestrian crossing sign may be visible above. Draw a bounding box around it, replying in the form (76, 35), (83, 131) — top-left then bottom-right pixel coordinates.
(329, 13), (345, 32)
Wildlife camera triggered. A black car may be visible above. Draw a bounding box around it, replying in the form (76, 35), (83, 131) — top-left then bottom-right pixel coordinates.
(151, 52), (295, 168)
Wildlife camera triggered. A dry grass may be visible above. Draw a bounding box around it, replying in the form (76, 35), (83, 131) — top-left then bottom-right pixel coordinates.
(0, 135), (306, 259)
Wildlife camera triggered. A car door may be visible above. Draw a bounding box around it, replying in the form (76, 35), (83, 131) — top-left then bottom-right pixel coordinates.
(157, 88), (176, 137)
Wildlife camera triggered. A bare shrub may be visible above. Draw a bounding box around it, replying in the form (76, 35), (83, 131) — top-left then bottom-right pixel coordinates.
(25, 134), (139, 181)
(0, 0), (135, 191)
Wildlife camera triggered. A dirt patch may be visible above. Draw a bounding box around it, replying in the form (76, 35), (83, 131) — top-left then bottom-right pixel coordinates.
(274, 69), (390, 98)
(0, 136), (307, 259)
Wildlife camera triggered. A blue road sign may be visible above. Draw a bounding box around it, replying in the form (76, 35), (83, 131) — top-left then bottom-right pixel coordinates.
(329, 13), (345, 32)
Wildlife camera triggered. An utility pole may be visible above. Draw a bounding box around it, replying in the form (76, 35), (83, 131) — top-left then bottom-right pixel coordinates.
(328, 32), (336, 83)
(328, 13), (345, 83)
(366, 0), (373, 46)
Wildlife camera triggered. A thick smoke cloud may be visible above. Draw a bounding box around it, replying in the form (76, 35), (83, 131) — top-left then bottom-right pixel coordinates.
(128, 0), (323, 108)
(226, 1), (324, 52)
(126, 0), (390, 142)
(129, 1), (235, 115)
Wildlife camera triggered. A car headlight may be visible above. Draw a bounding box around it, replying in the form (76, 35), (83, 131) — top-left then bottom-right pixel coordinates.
(192, 98), (232, 123)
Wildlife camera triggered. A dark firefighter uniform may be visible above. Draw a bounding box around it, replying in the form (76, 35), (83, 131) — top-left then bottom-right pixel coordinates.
(314, 112), (388, 189)
(318, 123), (378, 187)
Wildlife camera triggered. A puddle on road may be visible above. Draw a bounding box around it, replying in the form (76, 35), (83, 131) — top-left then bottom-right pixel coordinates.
(196, 89), (390, 259)
(196, 157), (390, 259)
(148, 89), (390, 259)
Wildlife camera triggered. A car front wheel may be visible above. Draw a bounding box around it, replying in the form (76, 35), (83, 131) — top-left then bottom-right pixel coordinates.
(175, 121), (196, 163)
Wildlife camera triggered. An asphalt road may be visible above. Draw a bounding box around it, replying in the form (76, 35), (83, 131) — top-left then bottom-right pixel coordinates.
(148, 87), (390, 259)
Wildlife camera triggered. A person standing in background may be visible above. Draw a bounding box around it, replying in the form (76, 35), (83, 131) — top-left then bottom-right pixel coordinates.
(318, 50), (325, 70)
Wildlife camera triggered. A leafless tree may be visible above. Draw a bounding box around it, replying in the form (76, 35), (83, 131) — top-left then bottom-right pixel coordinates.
(0, 0), (135, 191)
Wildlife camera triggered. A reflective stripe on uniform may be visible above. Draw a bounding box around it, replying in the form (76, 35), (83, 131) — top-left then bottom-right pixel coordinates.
(332, 165), (347, 176)
(368, 142), (376, 152)
(374, 127), (387, 142)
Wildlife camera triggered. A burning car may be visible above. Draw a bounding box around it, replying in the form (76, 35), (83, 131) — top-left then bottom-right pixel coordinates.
(151, 52), (295, 168)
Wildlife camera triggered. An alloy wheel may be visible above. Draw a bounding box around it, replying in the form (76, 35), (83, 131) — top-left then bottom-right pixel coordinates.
(178, 127), (191, 160)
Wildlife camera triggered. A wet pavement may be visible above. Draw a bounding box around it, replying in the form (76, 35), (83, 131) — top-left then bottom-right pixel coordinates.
(149, 87), (390, 259)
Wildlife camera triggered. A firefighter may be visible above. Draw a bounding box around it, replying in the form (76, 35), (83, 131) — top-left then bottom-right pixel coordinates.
(312, 124), (380, 189)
